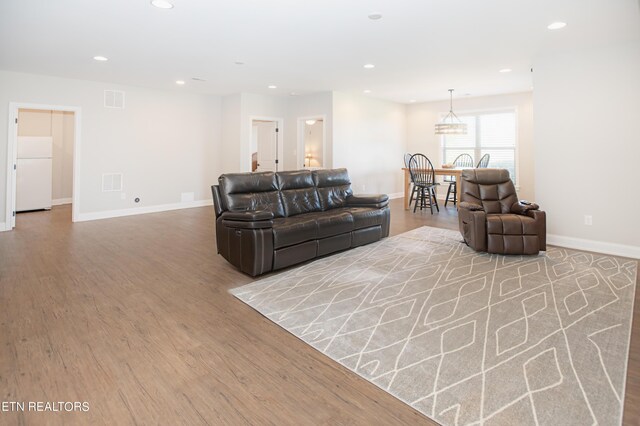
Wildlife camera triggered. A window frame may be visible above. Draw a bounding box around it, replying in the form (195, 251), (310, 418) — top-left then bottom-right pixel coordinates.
(439, 107), (520, 186)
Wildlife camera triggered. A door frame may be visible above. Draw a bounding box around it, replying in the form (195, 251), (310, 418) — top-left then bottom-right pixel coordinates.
(5, 102), (82, 230)
(297, 115), (326, 169)
(248, 116), (284, 172)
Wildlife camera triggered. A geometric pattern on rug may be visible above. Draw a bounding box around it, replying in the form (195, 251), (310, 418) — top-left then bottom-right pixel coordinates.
(230, 226), (638, 426)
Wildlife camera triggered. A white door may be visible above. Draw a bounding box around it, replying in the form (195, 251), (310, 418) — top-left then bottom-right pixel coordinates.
(255, 121), (278, 172)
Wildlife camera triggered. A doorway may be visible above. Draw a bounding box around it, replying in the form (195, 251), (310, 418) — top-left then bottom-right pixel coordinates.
(297, 116), (326, 169)
(250, 118), (283, 172)
(5, 103), (81, 230)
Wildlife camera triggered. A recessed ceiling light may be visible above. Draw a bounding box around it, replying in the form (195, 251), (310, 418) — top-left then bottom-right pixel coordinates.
(151, 0), (174, 9)
(409, 100), (416, 103)
(176, 80), (185, 85)
(289, 92), (297, 96)
(363, 89), (371, 94)
(268, 85), (277, 89)
(547, 22), (567, 30)
(499, 68), (512, 73)
(234, 61), (245, 65)
(93, 56), (108, 61)
(368, 13), (383, 20)
(364, 64), (375, 69)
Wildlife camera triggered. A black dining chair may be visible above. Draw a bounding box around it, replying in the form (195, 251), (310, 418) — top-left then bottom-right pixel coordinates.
(404, 153), (419, 208)
(476, 153), (490, 168)
(408, 153), (439, 214)
(444, 153), (474, 207)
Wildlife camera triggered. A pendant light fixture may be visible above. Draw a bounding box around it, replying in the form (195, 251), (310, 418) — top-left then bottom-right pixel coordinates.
(435, 89), (467, 135)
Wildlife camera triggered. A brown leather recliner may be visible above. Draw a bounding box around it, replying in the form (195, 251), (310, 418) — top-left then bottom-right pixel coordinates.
(212, 168), (390, 276)
(458, 169), (546, 255)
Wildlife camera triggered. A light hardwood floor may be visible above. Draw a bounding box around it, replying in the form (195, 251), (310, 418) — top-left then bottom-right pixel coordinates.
(0, 200), (637, 425)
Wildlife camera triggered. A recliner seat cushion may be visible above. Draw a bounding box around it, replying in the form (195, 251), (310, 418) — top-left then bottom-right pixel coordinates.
(345, 207), (384, 230)
(486, 214), (538, 235)
(486, 214), (539, 255)
(310, 211), (354, 238)
(272, 216), (318, 249)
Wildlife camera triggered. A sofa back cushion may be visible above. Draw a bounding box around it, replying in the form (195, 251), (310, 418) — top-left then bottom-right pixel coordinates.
(276, 170), (322, 217)
(218, 171), (285, 218)
(460, 169), (518, 214)
(313, 168), (353, 210)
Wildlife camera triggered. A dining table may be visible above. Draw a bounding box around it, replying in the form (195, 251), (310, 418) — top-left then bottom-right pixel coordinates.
(401, 167), (464, 210)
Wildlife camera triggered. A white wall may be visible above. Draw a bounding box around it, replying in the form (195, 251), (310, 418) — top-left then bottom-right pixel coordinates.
(0, 70), (222, 223)
(533, 40), (640, 253)
(406, 92), (535, 201)
(332, 92), (407, 196)
(221, 93), (242, 174)
(17, 109), (74, 203)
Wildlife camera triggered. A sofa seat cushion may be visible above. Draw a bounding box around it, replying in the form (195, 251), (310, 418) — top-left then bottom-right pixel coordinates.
(311, 211), (354, 238)
(486, 214), (537, 235)
(345, 207), (385, 230)
(272, 216), (318, 249)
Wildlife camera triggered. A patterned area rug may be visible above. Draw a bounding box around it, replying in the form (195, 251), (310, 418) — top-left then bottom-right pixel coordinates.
(230, 226), (637, 425)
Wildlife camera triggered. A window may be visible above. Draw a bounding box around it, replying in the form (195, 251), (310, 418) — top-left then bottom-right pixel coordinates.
(441, 110), (517, 183)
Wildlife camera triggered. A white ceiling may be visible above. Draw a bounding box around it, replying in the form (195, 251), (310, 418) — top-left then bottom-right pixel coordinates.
(1, 0), (639, 103)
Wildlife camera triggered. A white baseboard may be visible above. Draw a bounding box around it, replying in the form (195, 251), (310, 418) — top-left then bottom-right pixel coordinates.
(52, 198), (72, 206)
(547, 234), (640, 259)
(76, 199), (212, 222)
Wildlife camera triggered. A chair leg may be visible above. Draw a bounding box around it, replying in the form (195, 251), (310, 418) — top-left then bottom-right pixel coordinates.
(413, 187), (419, 213)
(452, 182), (457, 206)
(427, 188), (434, 214)
(432, 187), (440, 212)
(445, 183), (452, 207)
(409, 184), (415, 205)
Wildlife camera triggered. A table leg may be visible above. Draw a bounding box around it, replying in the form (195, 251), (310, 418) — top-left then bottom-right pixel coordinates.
(404, 169), (410, 210)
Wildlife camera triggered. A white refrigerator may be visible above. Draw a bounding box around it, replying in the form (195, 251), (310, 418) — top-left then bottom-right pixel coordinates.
(16, 136), (53, 212)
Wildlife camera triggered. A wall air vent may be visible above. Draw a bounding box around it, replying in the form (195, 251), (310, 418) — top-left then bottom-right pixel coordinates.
(102, 173), (123, 192)
(104, 90), (125, 108)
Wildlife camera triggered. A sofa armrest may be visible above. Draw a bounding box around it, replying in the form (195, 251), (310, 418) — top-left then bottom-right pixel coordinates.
(220, 210), (274, 221)
(459, 201), (484, 211)
(527, 209), (546, 251)
(220, 210), (274, 229)
(346, 194), (389, 208)
(511, 201), (539, 215)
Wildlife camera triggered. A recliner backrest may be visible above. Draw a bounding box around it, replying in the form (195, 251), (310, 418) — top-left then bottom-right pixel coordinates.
(276, 170), (322, 216)
(460, 169), (518, 214)
(313, 168), (353, 210)
(218, 171), (286, 218)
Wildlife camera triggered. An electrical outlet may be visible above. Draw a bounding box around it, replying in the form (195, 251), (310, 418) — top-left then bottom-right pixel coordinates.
(584, 215), (593, 226)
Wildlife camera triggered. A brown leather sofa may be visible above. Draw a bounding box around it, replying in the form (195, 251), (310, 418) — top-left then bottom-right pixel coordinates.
(458, 169), (546, 255)
(211, 168), (390, 276)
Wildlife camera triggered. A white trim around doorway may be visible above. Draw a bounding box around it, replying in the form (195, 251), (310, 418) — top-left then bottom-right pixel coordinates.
(4, 102), (82, 231)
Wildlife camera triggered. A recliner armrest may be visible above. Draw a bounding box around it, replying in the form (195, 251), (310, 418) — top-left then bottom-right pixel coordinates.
(459, 202), (484, 211)
(346, 194), (389, 208)
(220, 210), (274, 229)
(511, 201), (539, 215)
(220, 210), (274, 221)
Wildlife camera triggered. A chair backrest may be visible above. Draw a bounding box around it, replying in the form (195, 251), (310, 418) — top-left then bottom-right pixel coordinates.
(459, 168), (518, 214)
(453, 153), (474, 168)
(403, 153), (412, 168)
(408, 153), (436, 186)
(476, 153), (490, 168)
